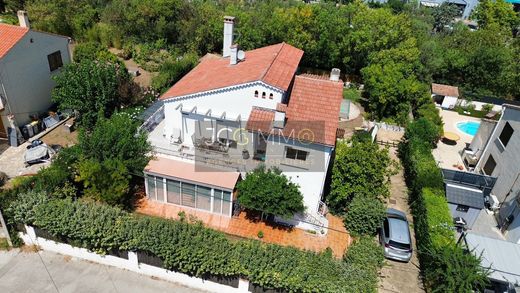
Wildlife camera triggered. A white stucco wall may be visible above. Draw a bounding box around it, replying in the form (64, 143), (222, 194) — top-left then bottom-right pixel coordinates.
(0, 30), (70, 132)
(459, 99), (502, 112)
(160, 82), (333, 215)
(164, 82), (284, 140)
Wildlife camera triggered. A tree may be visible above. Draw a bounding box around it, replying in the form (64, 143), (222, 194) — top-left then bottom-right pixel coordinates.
(78, 114), (151, 174)
(424, 245), (489, 292)
(343, 195), (386, 236)
(473, 0), (520, 33)
(361, 39), (430, 124)
(432, 3), (459, 33)
(152, 52), (199, 92)
(236, 165), (304, 219)
(52, 60), (131, 129)
(327, 138), (395, 214)
(75, 158), (130, 205)
(405, 117), (441, 148)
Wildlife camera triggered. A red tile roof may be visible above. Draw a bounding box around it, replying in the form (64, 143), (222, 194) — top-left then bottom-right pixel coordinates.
(161, 43), (303, 99)
(284, 75), (343, 146)
(246, 75), (343, 146)
(0, 24), (29, 59)
(145, 156), (240, 190)
(276, 103), (288, 113)
(432, 83), (459, 97)
(246, 108), (275, 133)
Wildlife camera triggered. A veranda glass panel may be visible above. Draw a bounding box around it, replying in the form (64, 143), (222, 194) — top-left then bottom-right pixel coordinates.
(167, 180), (181, 204)
(156, 177), (164, 202)
(196, 185), (212, 211)
(213, 189), (222, 214)
(146, 176), (156, 200)
(222, 191), (232, 216)
(182, 183), (196, 208)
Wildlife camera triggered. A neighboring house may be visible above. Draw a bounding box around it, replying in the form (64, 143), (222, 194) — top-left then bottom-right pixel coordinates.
(368, 0), (478, 19)
(0, 11), (71, 140)
(141, 16), (343, 230)
(431, 83), (460, 109)
(467, 104), (520, 243)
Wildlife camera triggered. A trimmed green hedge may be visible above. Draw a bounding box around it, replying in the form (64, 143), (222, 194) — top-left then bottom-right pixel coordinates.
(8, 195), (378, 293)
(399, 114), (488, 291)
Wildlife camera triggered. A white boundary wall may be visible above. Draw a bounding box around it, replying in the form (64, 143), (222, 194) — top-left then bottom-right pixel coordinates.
(20, 225), (250, 293)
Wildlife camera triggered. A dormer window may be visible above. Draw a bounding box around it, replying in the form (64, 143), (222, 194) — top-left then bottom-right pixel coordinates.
(262, 92), (266, 99)
(254, 90), (258, 98)
(269, 93), (273, 99)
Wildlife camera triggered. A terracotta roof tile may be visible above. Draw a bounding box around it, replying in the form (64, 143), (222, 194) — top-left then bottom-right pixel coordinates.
(285, 75), (343, 146)
(246, 107), (275, 133)
(246, 76), (343, 146)
(161, 43), (303, 99)
(0, 24), (29, 59)
(276, 103), (288, 113)
(432, 83), (459, 97)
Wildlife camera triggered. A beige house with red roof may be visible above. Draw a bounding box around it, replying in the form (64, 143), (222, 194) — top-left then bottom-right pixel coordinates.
(0, 11), (71, 140)
(142, 17), (343, 230)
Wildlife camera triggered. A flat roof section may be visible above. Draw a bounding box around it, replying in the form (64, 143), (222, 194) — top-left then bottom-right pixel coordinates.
(144, 156), (240, 190)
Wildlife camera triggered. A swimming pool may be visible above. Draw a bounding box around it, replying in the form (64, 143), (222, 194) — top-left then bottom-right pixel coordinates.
(457, 121), (481, 136)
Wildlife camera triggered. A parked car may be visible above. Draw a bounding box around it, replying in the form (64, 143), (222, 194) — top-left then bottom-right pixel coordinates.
(379, 208), (412, 262)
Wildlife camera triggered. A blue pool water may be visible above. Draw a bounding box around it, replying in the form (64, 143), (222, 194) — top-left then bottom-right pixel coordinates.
(457, 121), (481, 136)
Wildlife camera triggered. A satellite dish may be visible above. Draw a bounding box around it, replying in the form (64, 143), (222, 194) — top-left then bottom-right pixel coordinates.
(237, 50), (246, 60)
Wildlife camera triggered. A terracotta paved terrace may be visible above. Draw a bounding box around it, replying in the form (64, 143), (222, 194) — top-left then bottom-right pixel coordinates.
(136, 198), (351, 258)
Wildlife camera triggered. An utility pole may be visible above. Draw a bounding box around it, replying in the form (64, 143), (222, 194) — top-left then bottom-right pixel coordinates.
(0, 208), (12, 247)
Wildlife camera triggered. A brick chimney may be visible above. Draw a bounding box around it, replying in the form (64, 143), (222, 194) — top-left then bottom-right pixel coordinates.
(17, 10), (30, 28)
(223, 16), (235, 58)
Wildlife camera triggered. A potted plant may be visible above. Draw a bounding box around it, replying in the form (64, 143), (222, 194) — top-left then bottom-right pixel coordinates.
(242, 148), (250, 159)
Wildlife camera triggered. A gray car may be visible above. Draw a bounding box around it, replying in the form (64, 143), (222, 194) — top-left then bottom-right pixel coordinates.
(379, 208), (412, 262)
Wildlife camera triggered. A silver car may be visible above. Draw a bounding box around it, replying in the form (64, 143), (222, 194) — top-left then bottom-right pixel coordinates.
(379, 208), (412, 262)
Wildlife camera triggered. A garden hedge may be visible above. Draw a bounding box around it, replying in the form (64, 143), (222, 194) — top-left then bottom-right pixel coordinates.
(399, 113), (488, 291)
(8, 195), (380, 293)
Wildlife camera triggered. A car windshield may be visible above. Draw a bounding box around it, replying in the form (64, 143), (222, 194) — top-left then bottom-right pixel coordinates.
(389, 240), (411, 250)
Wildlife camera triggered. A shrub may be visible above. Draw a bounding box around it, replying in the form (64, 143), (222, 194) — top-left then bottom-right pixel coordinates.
(0, 171), (8, 187)
(236, 165), (304, 219)
(75, 158), (130, 205)
(151, 52), (199, 93)
(424, 245), (489, 292)
(343, 195), (385, 237)
(9, 195), (359, 292)
(405, 118), (441, 148)
(328, 139), (395, 214)
(423, 188), (454, 247)
(343, 236), (384, 271)
(481, 103), (493, 114)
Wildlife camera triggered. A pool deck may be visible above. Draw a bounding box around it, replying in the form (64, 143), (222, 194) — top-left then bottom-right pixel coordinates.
(432, 109), (481, 171)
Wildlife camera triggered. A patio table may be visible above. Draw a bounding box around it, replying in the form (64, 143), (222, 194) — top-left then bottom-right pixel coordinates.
(443, 131), (460, 142)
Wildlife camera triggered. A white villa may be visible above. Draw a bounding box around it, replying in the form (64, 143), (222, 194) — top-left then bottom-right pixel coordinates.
(141, 16), (343, 230)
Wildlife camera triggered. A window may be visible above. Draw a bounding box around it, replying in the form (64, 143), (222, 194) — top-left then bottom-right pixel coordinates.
(254, 90), (258, 98)
(383, 218), (390, 238)
(213, 189), (232, 215)
(166, 180), (181, 204)
(499, 122), (514, 147)
(269, 93), (273, 99)
(222, 191), (232, 216)
(146, 175), (156, 200)
(456, 205), (469, 212)
(483, 155), (497, 175)
(181, 183), (196, 208)
(262, 92), (266, 99)
(285, 147), (308, 161)
(196, 186), (212, 211)
(156, 177), (164, 202)
(47, 51), (63, 72)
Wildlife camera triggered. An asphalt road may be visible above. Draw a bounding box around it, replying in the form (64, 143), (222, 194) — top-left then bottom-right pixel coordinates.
(0, 249), (207, 293)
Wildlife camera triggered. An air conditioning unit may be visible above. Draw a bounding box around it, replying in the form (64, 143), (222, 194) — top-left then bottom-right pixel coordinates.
(486, 194), (500, 211)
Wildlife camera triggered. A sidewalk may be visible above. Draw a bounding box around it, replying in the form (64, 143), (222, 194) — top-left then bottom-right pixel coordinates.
(0, 249), (207, 293)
